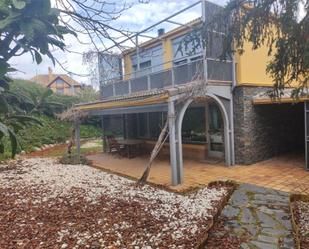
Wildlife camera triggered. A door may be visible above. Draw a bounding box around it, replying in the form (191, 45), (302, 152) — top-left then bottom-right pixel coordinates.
(206, 102), (224, 158)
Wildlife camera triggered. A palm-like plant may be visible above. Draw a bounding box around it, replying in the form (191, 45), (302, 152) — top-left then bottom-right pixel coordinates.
(0, 0), (74, 157)
(0, 77), (42, 157)
(27, 88), (65, 116)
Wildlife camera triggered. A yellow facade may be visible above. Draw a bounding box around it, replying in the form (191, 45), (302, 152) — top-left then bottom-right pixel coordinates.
(162, 38), (173, 70)
(122, 18), (276, 88)
(123, 54), (132, 80)
(236, 42), (274, 86)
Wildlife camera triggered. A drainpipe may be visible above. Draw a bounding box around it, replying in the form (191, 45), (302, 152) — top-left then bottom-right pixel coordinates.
(229, 54), (237, 165)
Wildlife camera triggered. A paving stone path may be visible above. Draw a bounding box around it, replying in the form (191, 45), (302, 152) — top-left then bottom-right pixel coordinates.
(208, 183), (295, 249)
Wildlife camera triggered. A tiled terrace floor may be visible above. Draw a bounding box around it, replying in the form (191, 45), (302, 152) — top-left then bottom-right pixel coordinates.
(88, 153), (309, 194)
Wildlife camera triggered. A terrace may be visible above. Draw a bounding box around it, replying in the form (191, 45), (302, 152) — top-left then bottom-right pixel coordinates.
(100, 57), (233, 99)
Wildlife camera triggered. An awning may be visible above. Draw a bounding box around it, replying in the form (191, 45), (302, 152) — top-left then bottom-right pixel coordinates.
(252, 89), (309, 105)
(76, 91), (169, 112)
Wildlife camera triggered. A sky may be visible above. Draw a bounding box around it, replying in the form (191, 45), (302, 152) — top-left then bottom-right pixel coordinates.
(8, 0), (228, 85)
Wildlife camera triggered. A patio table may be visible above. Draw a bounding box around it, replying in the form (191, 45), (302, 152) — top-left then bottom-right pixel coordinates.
(117, 139), (145, 158)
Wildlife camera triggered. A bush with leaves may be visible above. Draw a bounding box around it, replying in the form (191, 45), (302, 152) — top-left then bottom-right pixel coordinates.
(59, 154), (91, 165)
(0, 0), (75, 157)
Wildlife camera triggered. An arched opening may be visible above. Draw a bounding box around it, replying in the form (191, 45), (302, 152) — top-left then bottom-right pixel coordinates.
(176, 94), (231, 173)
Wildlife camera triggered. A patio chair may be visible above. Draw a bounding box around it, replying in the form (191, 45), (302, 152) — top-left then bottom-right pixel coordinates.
(106, 135), (125, 156)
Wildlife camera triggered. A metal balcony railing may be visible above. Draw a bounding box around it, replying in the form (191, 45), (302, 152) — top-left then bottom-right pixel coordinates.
(100, 58), (233, 99)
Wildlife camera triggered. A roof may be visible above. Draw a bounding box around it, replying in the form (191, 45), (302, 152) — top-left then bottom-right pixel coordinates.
(122, 18), (203, 56)
(30, 74), (81, 87)
(252, 89), (309, 105)
(76, 82), (206, 112)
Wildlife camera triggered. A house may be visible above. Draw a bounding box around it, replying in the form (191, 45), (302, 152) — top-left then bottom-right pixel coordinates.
(31, 68), (83, 95)
(75, 0), (308, 186)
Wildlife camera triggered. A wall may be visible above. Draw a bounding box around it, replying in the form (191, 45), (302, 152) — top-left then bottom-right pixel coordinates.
(236, 42), (274, 86)
(233, 86), (304, 164)
(49, 82), (81, 96)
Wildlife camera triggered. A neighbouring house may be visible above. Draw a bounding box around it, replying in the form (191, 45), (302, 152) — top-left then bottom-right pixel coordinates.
(31, 68), (83, 96)
(75, 0), (308, 186)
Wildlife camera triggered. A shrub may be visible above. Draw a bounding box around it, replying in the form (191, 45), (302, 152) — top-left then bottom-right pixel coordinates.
(59, 154), (91, 165)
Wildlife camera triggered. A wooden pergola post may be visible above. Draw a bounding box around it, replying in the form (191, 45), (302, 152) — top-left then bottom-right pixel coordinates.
(75, 118), (81, 163)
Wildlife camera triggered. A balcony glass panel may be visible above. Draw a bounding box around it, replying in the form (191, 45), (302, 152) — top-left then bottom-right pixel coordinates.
(174, 63), (189, 85)
(101, 84), (114, 98)
(114, 81), (129, 96)
(131, 76), (148, 93)
(150, 70), (172, 89)
(207, 60), (233, 81)
(190, 60), (204, 81)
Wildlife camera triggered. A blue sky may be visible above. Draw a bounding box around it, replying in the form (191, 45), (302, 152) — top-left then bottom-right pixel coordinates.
(9, 0), (228, 85)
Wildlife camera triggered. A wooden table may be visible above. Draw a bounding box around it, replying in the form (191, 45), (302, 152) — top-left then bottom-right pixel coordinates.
(117, 139), (145, 158)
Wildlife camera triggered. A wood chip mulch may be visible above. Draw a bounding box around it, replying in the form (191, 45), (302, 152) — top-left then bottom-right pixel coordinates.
(292, 200), (309, 249)
(0, 158), (229, 249)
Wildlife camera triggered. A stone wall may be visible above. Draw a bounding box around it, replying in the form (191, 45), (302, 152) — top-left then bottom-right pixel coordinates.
(233, 86), (304, 164)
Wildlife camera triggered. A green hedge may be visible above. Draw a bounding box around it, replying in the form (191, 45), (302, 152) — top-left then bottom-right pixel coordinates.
(0, 115), (101, 160)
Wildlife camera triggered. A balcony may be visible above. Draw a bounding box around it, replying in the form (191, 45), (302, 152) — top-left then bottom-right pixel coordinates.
(100, 57), (233, 99)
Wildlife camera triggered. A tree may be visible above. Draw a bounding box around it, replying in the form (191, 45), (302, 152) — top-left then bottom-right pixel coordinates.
(0, 0), (138, 157)
(0, 0), (75, 156)
(201, 0), (308, 98)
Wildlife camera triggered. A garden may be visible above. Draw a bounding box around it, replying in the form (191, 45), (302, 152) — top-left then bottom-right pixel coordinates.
(0, 157), (232, 248)
(0, 79), (101, 161)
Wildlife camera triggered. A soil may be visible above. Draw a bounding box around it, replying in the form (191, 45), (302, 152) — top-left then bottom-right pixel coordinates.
(292, 200), (309, 249)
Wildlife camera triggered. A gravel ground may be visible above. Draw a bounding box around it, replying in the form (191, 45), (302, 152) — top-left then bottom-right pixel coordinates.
(293, 200), (309, 249)
(0, 158), (228, 249)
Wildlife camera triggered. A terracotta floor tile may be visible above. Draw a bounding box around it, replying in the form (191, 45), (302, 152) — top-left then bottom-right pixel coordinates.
(88, 154), (309, 194)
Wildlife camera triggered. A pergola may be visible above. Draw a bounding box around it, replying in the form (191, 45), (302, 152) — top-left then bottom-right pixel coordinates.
(74, 1), (237, 185)
(75, 82), (235, 185)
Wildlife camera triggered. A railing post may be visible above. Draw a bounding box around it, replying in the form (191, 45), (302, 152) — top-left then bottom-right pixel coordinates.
(171, 67), (175, 86)
(128, 80), (132, 94)
(112, 83), (116, 97)
(147, 75), (151, 90)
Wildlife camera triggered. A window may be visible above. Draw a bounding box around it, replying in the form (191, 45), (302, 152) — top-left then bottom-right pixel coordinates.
(172, 34), (203, 61)
(133, 60), (152, 77)
(137, 112), (165, 139)
(57, 88), (64, 94)
(174, 59), (187, 66)
(149, 112), (163, 138)
(55, 78), (63, 88)
(137, 113), (148, 137)
(209, 103), (222, 130)
(182, 107), (206, 143)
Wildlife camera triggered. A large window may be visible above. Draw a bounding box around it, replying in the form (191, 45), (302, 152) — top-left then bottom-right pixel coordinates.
(133, 60), (152, 77)
(137, 113), (148, 137)
(182, 107), (206, 143)
(149, 112), (163, 138)
(137, 112), (165, 139)
(209, 103), (223, 130)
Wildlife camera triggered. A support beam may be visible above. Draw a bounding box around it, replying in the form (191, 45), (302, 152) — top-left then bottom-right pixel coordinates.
(168, 101), (181, 185)
(305, 102), (309, 170)
(75, 120), (81, 162)
(101, 116), (107, 153)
